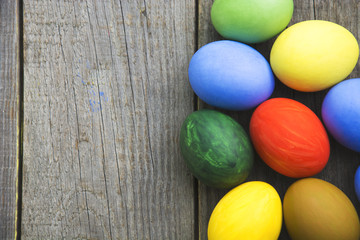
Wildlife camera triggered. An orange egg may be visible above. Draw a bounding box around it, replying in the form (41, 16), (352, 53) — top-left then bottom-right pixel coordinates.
(250, 98), (330, 178)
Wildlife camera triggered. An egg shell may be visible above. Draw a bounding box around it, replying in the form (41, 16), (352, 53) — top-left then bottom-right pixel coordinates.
(208, 181), (282, 240)
(270, 20), (359, 92)
(355, 166), (360, 202)
(188, 40), (274, 111)
(211, 0), (294, 43)
(284, 178), (360, 240)
(180, 109), (253, 188)
(249, 98), (330, 178)
(322, 78), (360, 152)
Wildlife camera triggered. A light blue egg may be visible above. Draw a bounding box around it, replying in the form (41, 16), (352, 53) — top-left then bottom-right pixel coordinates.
(355, 166), (360, 202)
(322, 78), (360, 152)
(188, 40), (274, 111)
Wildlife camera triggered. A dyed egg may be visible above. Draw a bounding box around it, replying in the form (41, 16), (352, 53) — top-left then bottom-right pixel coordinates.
(188, 40), (274, 110)
(250, 98), (330, 178)
(322, 78), (360, 152)
(180, 109), (253, 188)
(270, 20), (359, 92)
(211, 0), (294, 43)
(208, 181), (282, 240)
(355, 166), (360, 202)
(284, 178), (360, 240)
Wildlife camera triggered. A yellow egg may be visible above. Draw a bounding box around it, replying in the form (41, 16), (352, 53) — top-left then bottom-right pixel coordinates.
(270, 20), (359, 92)
(208, 181), (282, 240)
(284, 178), (360, 240)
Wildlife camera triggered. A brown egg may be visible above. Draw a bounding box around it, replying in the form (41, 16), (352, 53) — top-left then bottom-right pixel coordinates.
(283, 178), (360, 240)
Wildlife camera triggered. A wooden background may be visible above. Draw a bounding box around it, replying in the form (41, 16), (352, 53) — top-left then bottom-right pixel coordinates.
(0, 0), (359, 239)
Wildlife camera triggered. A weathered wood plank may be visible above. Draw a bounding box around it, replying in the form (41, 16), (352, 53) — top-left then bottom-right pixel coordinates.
(197, 0), (360, 239)
(0, 0), (20, 239)
(22, 0), (196, 239)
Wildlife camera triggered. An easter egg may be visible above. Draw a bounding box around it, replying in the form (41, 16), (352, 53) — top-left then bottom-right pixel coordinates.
(180, 109), (253, 188)
(208, 181), (282, 240)
(284, 178), (360, 240)
(249, 98), (330, 178)
(188, 40), (274, 110)
(270, 20), (359, 92)
(355, 166), (360, 202)
(211, 0), (294, 43)
(322, 78), (360, 152)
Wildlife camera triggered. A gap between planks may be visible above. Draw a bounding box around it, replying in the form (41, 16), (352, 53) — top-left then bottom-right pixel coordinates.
(16, 0), (24, 239)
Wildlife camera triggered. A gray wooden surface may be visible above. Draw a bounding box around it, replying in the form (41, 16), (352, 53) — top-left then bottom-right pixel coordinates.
(0, 0), (359, 239)
(21, 0), (195, 239)
(0, 0), (20, 239)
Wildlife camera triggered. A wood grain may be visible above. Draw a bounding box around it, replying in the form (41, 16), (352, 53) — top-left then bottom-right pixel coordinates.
(197, 1), (360, 239)
(22, 0), (196, 239)
(0, 0), (20, 239)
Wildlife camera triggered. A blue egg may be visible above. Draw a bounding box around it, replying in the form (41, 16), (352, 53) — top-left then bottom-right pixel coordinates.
(322, 78), (360, 152)
(188, 40), (274, 110)
(355, 166), (360, 202)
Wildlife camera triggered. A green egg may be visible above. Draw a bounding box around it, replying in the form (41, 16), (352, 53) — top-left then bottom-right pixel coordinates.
(180, 109), (253, 188)
(211, 0), (294, 43)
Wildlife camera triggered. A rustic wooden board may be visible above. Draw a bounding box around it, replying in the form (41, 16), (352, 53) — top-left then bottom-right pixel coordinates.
(197, 0), (360, 239)
(22, 0), (196, 239)
(0, 0), (20, 239)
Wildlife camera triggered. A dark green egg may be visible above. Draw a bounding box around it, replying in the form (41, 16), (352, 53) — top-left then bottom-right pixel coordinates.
(180, 109), (253, 188)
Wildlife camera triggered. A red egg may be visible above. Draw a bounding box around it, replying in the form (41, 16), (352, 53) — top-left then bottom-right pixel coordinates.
(250, 98), (330, 178)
